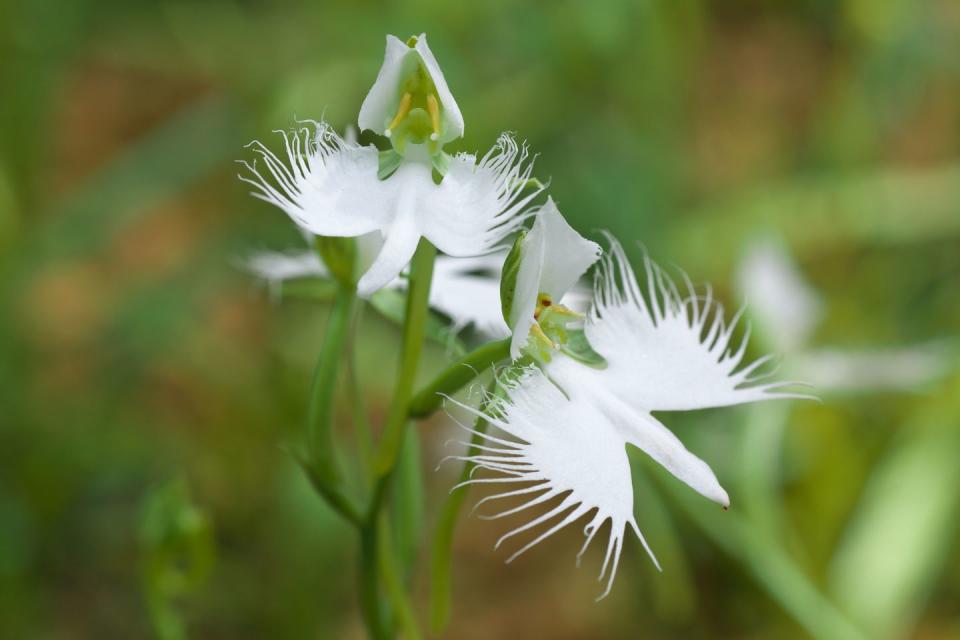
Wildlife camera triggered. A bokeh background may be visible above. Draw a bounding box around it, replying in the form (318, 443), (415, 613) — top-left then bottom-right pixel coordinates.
(2, 1), (959, 638)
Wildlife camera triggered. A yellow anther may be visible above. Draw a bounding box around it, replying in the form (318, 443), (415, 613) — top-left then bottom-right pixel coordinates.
(385, 92), (413, 136)
(426, 94), (441, 141)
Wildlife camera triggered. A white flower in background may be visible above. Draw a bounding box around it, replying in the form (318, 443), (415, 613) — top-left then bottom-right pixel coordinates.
(239, 34), (542, 297)
(246, 237), (510, 339)
(428, 253), (510, 338)
(737, 239), (823, 353)
(502, 198), (602, 358)
(737, 239), (951, 392)
(454, 238), (803, 598)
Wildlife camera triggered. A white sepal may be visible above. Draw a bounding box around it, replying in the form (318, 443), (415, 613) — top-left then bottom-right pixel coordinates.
(358, 33), (463, 143)
(507, 198), (601, 358)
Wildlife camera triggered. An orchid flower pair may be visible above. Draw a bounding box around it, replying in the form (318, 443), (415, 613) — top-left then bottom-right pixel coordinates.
(241, 33), (801, 606)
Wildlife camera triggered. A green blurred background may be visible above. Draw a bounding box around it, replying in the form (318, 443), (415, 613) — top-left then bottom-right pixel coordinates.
(2, 1), (959, 638)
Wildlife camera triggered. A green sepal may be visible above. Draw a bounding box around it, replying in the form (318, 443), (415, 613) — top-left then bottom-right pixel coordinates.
(378, 148), (404, 179)
(559, 329), (607, 367)
(499, 231), (526, 325)
(315, 236), (357, 287)
(431, 151), (451, 177)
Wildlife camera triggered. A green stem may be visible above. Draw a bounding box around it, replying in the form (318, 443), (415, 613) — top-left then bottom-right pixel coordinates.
(359, 523), (391, 640)
(428, 380), (498, 634)
(374, 239), (437, 477)
(359, 239), (435, 640)
(408, 338), (511, 419)
(303, 283), (362, 526)
(378, 513), (423, 640)
(348, 301), (374, 485)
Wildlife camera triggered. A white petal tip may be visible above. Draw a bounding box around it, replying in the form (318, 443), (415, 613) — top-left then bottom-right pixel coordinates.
(717, 490), (731, 509)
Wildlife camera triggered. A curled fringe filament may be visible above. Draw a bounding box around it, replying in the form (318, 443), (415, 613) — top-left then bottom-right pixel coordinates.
(238, 121), (373, 232)
(588, 236), (811, 409)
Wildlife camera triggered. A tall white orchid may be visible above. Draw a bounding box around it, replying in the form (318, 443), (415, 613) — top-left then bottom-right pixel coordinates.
(242, 33), (813, 637)
(239, 34), (542, 297)
(453, 232), (805, 598)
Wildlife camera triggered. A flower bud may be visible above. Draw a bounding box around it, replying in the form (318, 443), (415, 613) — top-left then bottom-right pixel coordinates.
(359, 34), (464, 154)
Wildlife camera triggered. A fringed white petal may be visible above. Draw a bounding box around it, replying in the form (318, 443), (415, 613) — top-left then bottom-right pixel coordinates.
(238, 121), (391, 237)
(422, 134), (542, 258)
(586, 238), (806, 412)
(450, 369), (657, 600)
(547, 356), (730, 506)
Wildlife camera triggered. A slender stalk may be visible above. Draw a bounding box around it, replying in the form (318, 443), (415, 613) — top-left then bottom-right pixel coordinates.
(428, 380), (498, 634)
(359, 239), (436, 639)
(374, 239), (437, 476)
(408, 338), (511, 419)
(359, 522), (391, 640)
(303, 283), (361, 526)
(347, 301), (374, 485)
(378, 512), (423, 640)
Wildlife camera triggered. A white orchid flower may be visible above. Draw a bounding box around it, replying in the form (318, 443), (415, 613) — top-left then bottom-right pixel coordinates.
(452, 239), (803, 599)
(239, 33), (542, 298)
(240, 123), (538, 297)
(359, 33), (463, 146)
(246, 238), (510, 339)
(503, 198), (602, 358)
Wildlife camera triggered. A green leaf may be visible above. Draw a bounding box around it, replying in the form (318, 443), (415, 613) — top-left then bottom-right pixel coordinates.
(650, 460), (866, 640)
(369, 287), (466, 356)
(140, 480), (215, 640)
(271, 277), (338, 303)
(499, 230), (526, 325)
(827, 379), (960, 639)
